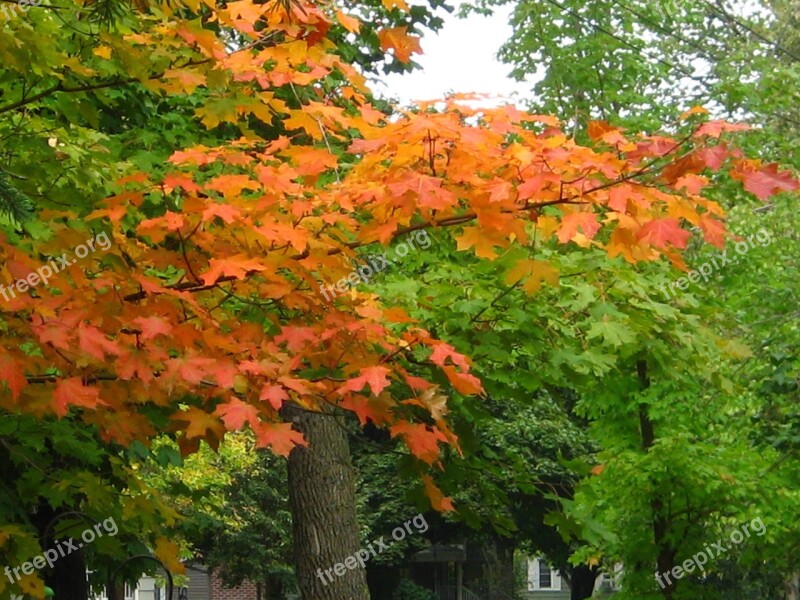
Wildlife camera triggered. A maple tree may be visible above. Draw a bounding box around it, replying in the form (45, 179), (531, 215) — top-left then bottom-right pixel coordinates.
(0, 0), (798, 597)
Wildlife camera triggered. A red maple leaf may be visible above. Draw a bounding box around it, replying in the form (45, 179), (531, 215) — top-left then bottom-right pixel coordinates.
(215, 397), (260, 430)
(131, 316), (173, 341)
(78, 324), (121, 360)
(260, 384), (289, 410)
(694, 120), (750, 138)
(429, 343), (470, 370)
(338, 366), (392, 396)
(734, 162), (800, 201)
(636, 218), (692, 249)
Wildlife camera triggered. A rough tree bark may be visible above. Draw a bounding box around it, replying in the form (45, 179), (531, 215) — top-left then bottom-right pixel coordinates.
(785, 573), (800, 600)
(486, 536), (516, 600)
(285, 406), (369, 600)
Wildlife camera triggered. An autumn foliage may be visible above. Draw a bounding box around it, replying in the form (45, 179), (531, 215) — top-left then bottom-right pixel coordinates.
(0, 0), (797, 513)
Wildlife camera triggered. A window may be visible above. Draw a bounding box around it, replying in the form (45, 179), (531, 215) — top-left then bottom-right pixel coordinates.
(594, 564), (623, 592)
(539, 562), (552, 588)
(527, 557), (562, 591)
(124, 583), (136, 600)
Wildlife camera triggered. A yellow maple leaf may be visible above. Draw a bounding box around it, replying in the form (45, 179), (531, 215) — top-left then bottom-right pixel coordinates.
(456, 226), (500, 259)
(93, 46), (112, 59)
(154, 537), (186, 574)
(163, 68), (206, 94)
(18, 574), (44, 598)
(680, 105), (709, 120)
(506, 259), (559, 294)
(381, 0), (410, 10)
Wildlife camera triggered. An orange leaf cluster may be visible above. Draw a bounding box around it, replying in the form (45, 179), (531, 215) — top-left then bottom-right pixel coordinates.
(0, 0), (796, 512)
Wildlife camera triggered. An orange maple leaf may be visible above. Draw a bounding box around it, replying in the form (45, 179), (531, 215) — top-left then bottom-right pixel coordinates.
(455, 226), (501, 259)
(172, 407), (225, 440)
(378, 26), (422, 63)
(0, 355), (26, 400)
(336, 10), (361, 33)
(390, 422), (447, 465)
(201, 255), (267, 285)
(54, 378), (104, 417)
(443, 366), (483, 396)
(557, 212), (601, 244)
(699, 214), (727, 248)
(252, 421), (306, 457)
(422, 475), (455, 512)
(505, 258), (559, 295)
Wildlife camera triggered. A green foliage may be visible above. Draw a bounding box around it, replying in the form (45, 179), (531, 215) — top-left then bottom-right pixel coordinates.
(0, 415), (179, 597)
(392, 578), (437, 600)
(141, 434), (295, 590)
(332, 0), (453, 75)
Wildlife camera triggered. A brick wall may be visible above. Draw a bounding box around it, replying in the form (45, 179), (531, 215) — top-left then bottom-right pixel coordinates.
(209, 570), (259, 600)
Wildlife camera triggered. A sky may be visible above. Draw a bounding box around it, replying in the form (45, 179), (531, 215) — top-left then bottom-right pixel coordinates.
(376, 2), (534, 106)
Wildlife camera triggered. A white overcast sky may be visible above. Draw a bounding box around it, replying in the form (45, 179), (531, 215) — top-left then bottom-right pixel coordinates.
(373, 0), (766, 109)
(375, 2), (534, 106)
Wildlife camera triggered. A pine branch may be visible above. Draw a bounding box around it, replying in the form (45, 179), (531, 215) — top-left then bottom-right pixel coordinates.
(0, 170), (35, 223)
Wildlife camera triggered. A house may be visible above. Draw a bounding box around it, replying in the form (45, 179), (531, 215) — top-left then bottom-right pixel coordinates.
(523, 557), (620, 599)
(92, 564), (262, 600)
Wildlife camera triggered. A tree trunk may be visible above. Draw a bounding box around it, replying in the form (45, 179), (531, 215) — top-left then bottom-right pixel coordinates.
(31, 507), (89, 600)
(568, 564), (599, 600)
(286, 406), (369, 600)
(487, 536), (516, 600)
(50, 550), (89, 600)
(785, 573), (800, 600)
(638, 360), (676, 600)
(105, 581), (125, 600)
